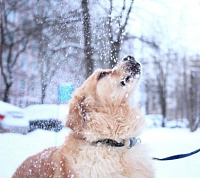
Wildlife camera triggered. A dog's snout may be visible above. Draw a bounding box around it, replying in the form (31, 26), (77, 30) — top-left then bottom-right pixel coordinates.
(123, 56), (140, 66)
(122, 56), (141, 74)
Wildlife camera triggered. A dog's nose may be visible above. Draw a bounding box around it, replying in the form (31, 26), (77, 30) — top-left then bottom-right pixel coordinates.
(123, 55), (140, 68)
(123, 55), (135, 62)
(122, 55), (141, 74)
(123, 55), (139, 64)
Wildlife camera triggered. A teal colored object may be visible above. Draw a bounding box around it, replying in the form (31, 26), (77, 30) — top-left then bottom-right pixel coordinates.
(58, 83), (74, 102)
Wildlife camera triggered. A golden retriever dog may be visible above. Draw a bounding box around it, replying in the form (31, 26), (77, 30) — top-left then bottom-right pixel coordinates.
(12, 56), (154, 178)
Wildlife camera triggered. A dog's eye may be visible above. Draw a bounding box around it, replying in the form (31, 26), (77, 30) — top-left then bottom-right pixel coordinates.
(98, 72), (107, 80)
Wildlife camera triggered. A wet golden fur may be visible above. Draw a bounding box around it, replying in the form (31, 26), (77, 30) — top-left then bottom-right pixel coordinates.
(13, 57), (154, 178)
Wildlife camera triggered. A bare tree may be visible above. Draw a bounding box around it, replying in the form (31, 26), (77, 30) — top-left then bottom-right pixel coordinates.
(153, 59), (167, 127)
(175, 56), (200, 131)
(96, 0), (158, 69)
(0, 0), (85, 104)
(152, 50), (177, 127)
(30, 0), (83, 103)
(107, 0), (135, 68)
(0, 0), (32, 102)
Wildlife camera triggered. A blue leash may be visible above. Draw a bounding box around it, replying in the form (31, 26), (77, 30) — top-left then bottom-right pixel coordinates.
(153, 148), (200, 161)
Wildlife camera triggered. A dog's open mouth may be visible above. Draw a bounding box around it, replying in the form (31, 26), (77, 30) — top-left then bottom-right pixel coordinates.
(121, 74), (140, 86)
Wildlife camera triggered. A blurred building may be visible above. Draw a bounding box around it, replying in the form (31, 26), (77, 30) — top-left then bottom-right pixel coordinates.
(0, 2), (49, 107)
(0, 50), (41, 107)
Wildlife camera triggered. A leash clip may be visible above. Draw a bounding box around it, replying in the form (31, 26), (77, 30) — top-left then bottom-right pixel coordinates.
(128, 138), (141, 149)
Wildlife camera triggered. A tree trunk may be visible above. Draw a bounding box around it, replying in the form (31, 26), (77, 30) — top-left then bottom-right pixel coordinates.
(161, 95), (166, 127)
(81, 0), (93, 79)
(155, 59), (167, 127)
(189, 71), (196, 132)
(41, 83), (47, 104)
(3, 83), (12, 102)
(110, 41), (120, 68)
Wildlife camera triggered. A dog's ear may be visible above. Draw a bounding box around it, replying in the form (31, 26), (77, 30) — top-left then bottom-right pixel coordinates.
(66, 81), (97, 132)
(66, 91), (86, 132)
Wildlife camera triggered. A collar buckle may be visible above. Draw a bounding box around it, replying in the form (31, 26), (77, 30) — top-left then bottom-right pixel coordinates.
(128, 138), (141, 149)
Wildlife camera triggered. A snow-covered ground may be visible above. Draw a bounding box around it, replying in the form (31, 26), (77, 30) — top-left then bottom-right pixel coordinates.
(0, 127), (200, 178)
(141, 128), (200, 178)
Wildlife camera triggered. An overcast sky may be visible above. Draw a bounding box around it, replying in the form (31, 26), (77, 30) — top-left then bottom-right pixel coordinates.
(130, 0), (200, 55)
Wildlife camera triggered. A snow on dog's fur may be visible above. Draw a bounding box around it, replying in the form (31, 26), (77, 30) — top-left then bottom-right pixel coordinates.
(12, 56), (154, 178)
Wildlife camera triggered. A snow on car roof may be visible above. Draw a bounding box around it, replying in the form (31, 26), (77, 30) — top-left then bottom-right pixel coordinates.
(0, 101), (23, 115)
(24, 104), (68, 123)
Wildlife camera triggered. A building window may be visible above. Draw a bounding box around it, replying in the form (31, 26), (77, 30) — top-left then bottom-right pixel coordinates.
(32, 61), (38, 74)
(30, 80), (35, 95)
(18, 100), (23, 107)
(19, 79), (26, 93)
(23, 0), (29, 8)
(8, 10), (17, 24)
(20, 57), (26, 71)
(32, 42), (39, 56)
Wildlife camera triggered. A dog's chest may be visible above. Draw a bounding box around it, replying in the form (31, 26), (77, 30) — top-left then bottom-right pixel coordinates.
(70, 146), (130, 178)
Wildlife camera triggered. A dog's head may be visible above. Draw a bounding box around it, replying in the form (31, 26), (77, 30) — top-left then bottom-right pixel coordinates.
(96, 55), (141, 105)
(66, 55), (144, 141)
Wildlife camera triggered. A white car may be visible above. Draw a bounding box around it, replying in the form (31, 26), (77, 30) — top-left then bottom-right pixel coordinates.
(0, 101), (28, 134)
(25, 104), (68, 132)
(0, 102), (68, 134)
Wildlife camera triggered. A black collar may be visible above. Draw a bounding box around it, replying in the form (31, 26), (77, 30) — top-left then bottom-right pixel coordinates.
(94, 138), (139, 148)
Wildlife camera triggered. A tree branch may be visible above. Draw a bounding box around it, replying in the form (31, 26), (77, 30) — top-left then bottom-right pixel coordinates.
(117, 0), (134, 42)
